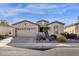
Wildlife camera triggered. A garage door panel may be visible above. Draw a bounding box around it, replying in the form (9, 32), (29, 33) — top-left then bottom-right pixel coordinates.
(16, 30), (38, 37)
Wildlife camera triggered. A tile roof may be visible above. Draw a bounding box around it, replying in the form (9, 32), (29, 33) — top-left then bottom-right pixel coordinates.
(48, 21), (65, 25)
(0, 24), (14, 28)
(12, 20), (39, 26)
(65, 22), (79, 28)
(37, 19), (49, 23)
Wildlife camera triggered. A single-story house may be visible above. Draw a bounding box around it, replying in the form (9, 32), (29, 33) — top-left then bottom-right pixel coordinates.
(64, 22), (79, 36)
(0, 20), (65, 37)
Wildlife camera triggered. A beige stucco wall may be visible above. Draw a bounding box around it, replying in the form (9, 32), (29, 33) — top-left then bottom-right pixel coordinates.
(75, 24), (79, 36)
(37, 21), (48, 27)
(48, 23), (64, 35)
(0, 26), (15, 36)
(64, 26), (75, 34)
(13, 21), (39, 37)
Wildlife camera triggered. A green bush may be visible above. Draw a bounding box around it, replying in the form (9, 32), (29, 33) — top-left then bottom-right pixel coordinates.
(61, 32), (70, 39)
(57, 35), (67, 42)
(69, 33), (77, 39)
(61, 32), (77, 39)
(50, 34), (57, 40)
(0, 35), (5, 40)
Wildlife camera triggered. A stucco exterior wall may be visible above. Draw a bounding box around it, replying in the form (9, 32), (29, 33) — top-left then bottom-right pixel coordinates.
(13, 21), (39, 37)
(0, 26), (15, 36)
(37, 21), (48, 27)
(75, 24), (79, 36)
(48, 23), (64, 35)
(64, 26), (75, 34)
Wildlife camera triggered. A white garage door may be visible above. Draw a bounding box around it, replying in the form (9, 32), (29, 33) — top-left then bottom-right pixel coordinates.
(16, 30), (38, 37)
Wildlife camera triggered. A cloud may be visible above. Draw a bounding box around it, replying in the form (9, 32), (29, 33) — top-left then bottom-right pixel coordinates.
(0, 3), (79, 18)
(26, 4), (60, 9)
(23, 3), (78, 14)
(1, 3), (68, 16)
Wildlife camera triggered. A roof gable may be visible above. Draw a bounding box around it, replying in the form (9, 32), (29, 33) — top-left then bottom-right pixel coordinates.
(12, 20), (39, 26)
(48, 21), (65, 25)
(37, 20), (49, 23)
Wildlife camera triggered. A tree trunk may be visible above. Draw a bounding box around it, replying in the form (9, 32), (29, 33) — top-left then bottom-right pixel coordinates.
(44, 29), (52, 41)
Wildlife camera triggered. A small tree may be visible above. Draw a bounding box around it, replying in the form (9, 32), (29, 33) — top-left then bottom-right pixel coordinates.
(0, 19), (8, 25)
(43, 26), (49, 37)
(43, 25), (51, 41)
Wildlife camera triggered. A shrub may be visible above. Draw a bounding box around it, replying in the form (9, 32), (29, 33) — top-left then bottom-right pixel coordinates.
(61, 32), (77, 39)
(0, 35), (5, 40)
(50, 34), (57, 40)
(57, 35), (67, 42)
(69, 33), (77, 39)
(61, 32), (70, 39)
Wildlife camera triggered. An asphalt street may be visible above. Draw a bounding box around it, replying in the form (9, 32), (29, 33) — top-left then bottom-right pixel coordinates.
(0, 46), (79, 56)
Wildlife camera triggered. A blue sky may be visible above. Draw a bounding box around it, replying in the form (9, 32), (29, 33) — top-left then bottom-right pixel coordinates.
(0, 3), (79, 25)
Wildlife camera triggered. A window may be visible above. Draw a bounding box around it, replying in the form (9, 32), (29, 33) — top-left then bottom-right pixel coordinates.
(54, 25), (59, 34)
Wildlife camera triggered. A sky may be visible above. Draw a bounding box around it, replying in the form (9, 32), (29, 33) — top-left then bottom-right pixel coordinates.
(0, 3), (79, 25)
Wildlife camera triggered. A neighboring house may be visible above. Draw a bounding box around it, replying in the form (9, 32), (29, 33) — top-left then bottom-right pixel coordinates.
(48, 21), (65, 35)
(12, 20), (39, 37)
(64, 22), (79, 36)
(0, 24), (15, 36)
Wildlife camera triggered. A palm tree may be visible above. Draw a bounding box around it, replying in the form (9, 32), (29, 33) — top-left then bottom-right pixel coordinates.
(0, 19), (8, 25)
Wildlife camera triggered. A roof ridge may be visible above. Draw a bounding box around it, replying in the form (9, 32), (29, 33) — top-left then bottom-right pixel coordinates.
(48, 21), (65, 25)
(37, 19), (49, 23)
(12, 20), (39, 26)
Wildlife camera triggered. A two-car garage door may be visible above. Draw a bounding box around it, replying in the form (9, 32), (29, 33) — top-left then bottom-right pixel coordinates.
(16, 30), (38, 37)
(13, 20), (39, 37)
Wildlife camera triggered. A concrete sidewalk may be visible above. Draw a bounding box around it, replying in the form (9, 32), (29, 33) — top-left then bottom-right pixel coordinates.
(0, 37), (12, 46)
(7, 43), (79, 49)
